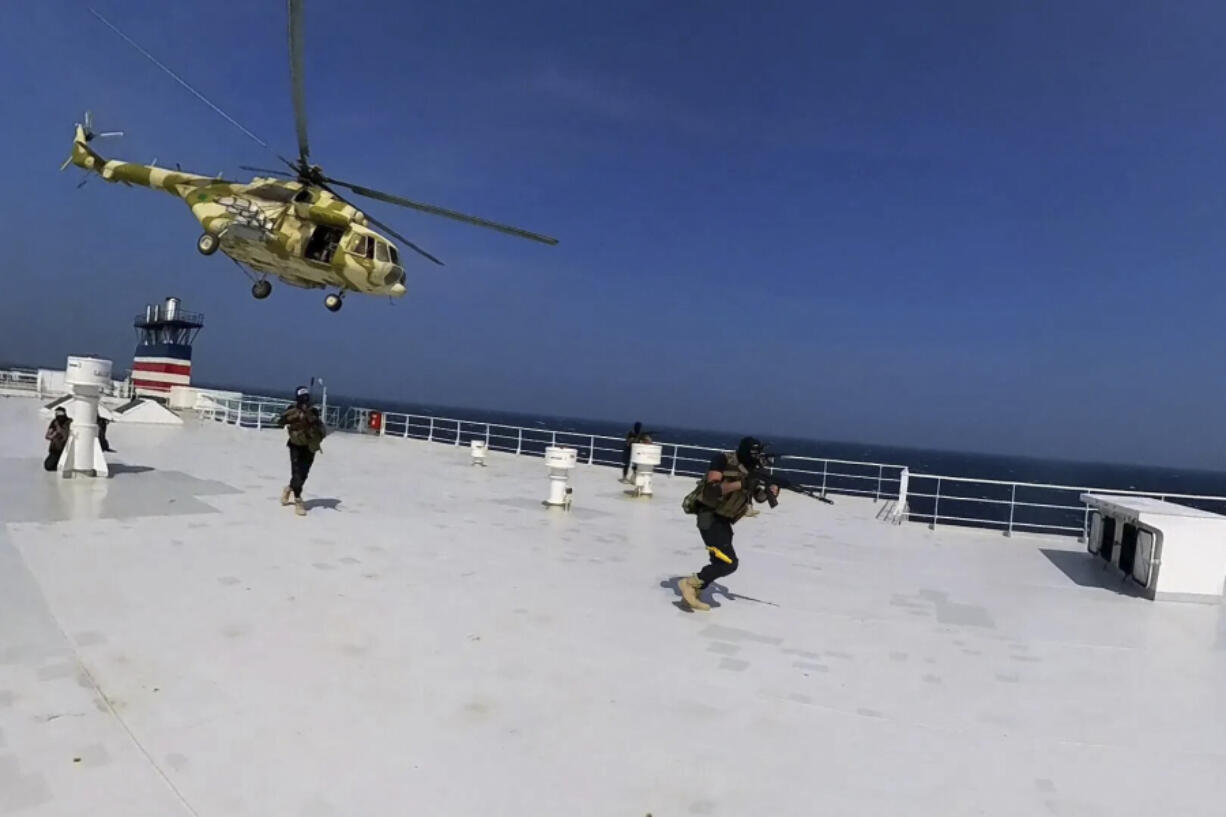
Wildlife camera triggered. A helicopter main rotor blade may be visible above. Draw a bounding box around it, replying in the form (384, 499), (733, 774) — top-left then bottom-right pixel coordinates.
(89, 8), (295, 171)
(363, 213), (445, 266)
(287, 0), (311, 167)
(323, 177), (559, 246)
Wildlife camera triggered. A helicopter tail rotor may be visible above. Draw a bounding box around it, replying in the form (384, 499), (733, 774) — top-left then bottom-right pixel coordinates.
(81, 110), (125, 143)
(62, 110), (124, 182)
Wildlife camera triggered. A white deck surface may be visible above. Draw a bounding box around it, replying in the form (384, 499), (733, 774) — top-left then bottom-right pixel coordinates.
(2, 394), (1226, 816)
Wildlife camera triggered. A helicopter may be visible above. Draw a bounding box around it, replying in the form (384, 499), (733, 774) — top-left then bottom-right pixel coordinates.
(65, 3), (557, 312)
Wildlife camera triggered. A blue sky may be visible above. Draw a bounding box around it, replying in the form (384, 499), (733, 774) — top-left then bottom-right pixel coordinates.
(3, 0), (1226, 468)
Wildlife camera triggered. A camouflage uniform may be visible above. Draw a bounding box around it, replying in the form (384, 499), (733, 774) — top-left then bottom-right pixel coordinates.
(277, 404), (326, 500)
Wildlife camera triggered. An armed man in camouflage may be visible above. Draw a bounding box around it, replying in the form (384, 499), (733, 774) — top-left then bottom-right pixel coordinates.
(678, 437), (779, 611)
(276, 386), (327, 516)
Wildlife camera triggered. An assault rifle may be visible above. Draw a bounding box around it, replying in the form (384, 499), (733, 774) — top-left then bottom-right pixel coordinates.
(749, 452), (835, 507)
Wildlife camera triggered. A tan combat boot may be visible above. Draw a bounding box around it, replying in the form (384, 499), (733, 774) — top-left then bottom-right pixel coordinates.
(294, 498), (307, 517)
(679, 576), (711, 611)
(281, 486), (293, 506)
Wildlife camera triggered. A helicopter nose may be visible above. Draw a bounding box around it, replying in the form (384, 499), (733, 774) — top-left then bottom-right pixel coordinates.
(389, 282), (406, 297)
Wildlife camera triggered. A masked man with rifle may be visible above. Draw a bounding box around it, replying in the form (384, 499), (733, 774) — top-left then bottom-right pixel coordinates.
(276, 386), (327, 517)
(678, 437), (778, 611)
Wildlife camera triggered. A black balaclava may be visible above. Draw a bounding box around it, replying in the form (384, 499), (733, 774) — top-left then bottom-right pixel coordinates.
(633, 422), (642, 434)
(737, 436), (763, 468)
(295, 386), (310, 405)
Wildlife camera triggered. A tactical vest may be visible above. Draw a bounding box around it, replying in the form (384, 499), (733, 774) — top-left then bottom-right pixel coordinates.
(696, 451), (751, 521)
(284, 406), (325, 451)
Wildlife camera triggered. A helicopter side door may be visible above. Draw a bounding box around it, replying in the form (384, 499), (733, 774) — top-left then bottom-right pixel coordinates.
(303, 223), (346, 264)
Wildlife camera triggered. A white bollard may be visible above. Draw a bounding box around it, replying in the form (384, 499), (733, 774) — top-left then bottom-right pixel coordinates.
(544, 446), (577, 508)
(470, 439), (488, 466)
(58, 356), (111, 479)
(630, 443), (663, 497)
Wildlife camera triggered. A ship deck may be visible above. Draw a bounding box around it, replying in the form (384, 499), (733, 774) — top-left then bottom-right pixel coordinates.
(1, 394), (1224, 816)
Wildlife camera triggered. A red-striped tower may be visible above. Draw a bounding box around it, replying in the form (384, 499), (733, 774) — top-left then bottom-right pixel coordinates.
(132, 297), (204, 399)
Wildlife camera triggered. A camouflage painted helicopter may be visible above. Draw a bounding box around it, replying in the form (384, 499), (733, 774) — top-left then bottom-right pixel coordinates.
(66, 3), (557, 312)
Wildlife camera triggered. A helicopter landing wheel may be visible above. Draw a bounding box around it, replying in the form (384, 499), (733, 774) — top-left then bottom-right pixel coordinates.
(324, 293), (344, 312)
(196, 232), (219, 256)
(251, 280), (272, 300)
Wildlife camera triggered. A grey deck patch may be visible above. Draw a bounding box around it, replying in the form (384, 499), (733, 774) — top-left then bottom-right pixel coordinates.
(0, 459), (239, 523)
(71, 631), (106, 647)
(794, 661), (829, 672)
(699, 624), (784, 645)
(706, 642), (741, 655)
(915, 589), (996, 629)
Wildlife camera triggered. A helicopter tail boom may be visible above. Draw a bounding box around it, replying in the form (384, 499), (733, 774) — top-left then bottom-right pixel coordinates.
(65, 120), (213, 197)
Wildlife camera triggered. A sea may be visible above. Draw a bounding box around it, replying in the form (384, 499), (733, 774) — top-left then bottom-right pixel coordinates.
(215, 382), (1226, 537)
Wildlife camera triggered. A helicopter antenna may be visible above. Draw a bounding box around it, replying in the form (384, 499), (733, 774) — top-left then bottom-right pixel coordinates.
(88, 7), (292, 169)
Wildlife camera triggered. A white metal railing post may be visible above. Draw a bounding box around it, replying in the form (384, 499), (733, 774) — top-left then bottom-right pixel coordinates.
(670, 445), (677, 477)
(1082, 504), (1090, 543)
(485, 424), (491, 447)
(931, 478), (942, 529)
(454, 421), (460, 446)
(895, 468), (909, 523)
(255, 402), (262, 430)
(551, 431), (557, 446)
(516, 428), (522, 455)
(821, 460), (828, 498)
(428, 417), (434, 442)
(588, 435), (595, 465)
(1006, 484), (1016, 537)
(875, 464), (882, 501)
(402, 415), (409, 438)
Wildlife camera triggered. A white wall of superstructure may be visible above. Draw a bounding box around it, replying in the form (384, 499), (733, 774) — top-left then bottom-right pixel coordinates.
(1083, 493), (1226, 601)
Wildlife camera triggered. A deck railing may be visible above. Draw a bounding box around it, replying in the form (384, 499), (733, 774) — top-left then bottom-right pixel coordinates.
(0, 368), (39, 393)
(0, 367), (134, 399)
(197, 394), (1226, 540)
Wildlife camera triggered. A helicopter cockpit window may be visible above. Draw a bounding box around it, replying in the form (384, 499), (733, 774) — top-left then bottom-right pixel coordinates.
(388, 245), (399, 265)
(374, 240), (390, 263)
(293, 188), (314, 204)
(349, 235), (371, 259)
